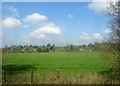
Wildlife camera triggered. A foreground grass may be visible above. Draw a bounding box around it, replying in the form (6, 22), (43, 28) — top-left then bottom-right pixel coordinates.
(2, 51), (114, 84)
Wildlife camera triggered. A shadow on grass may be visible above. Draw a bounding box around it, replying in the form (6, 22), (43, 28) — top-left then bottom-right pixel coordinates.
(2, 64), (38, 74)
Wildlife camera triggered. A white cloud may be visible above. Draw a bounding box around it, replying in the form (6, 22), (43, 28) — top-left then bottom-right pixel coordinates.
(80, 32), (103, 43)
(103, 29), (112, 33)
(4, 6), (17, 13)
(80, 32), (91, 40)
(88, 1), (109, 12)
(4, 6), (19, 18)
(68, 13), (74, 19)
(8, 6), (17, 12)
(93, 33), (103, 40)
(3, 17), (21, 28)
(88, 0), (118, 13)
(34, 23), (61, 35)
(25, 23), (62, 40)
(24, 13), (48, 23)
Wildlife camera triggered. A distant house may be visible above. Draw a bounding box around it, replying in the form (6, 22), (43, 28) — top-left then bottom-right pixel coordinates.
(33, 48), (37, 52)
(80, 49), (83, 51)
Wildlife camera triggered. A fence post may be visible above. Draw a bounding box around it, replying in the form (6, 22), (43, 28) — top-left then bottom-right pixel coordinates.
(57, 68), (60, 79)
(31, 69), (33, 84)
(2, 70), (7, 84)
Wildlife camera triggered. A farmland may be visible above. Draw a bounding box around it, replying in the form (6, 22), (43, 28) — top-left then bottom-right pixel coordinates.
(2, 51), (114, 84)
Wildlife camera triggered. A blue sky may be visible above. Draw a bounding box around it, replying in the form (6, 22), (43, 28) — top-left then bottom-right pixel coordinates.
(2, 2), (112, 46)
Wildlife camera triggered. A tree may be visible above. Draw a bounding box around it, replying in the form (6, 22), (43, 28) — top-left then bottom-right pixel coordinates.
(88, 43), (93, 51)
(46, 43), (51, 52)
(37, 47), (41, 52)
(50, 44), (55, 52)
(108, 1), (120, 82)
(47, 43), (51, 47)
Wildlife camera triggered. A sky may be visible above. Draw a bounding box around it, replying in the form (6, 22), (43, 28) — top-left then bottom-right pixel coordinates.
(1, 1), (113, 46)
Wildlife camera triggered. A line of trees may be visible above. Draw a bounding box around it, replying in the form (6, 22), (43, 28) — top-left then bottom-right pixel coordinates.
(2, 44), (55, 53)
(2, 42), (111, 53)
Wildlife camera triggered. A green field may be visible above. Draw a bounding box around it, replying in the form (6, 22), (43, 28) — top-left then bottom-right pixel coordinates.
(3, 51), (113, 73)
(2, 51), (113, 84)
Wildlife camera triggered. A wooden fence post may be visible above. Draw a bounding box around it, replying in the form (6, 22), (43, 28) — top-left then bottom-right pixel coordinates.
(57, 68), (60, 79)
(31, 69), (33, 84)
(2, 70), (7, 84)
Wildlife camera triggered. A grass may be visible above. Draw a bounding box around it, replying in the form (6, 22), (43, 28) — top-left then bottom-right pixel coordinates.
(2, 51), (114, 84)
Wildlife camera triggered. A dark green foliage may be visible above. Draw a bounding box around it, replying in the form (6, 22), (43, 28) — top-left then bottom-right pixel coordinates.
(107, 1), (120, 82)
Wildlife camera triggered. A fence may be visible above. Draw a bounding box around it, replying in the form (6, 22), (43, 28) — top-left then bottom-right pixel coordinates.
(2, 69), (118, 84)
(2, 69), (34, 84)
